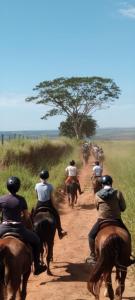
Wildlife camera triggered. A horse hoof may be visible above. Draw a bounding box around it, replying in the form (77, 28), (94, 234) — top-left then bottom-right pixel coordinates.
(47, 270), (53, 276)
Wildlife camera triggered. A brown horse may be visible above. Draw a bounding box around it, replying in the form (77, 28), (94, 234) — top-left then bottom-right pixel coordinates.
(0, 234), (32, 300)
(66, 181), (78, 208)
(87, 225), (135, 300)
(31, 207), (56, 275)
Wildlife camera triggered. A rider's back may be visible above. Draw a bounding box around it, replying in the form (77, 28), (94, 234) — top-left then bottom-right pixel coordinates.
(95, 188), (126, 219)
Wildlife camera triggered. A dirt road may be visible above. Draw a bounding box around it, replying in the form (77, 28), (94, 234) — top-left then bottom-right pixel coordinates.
(26, 159), (135, 300)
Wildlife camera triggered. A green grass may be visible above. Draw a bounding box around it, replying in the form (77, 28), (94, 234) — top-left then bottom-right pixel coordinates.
(98, 140), (135, 254)
(0, 137), (82, 209)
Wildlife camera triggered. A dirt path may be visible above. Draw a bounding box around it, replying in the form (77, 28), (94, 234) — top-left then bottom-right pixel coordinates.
(26, 158), (135, 300)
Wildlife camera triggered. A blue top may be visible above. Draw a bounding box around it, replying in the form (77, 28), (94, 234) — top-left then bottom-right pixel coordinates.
(35, 182), (53, 202)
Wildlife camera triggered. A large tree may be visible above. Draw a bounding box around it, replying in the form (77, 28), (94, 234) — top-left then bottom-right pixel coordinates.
(26, 76), (120, 139)
(59, 114), (97, 138)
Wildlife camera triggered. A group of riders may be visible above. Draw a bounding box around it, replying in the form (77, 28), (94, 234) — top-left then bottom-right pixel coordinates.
(0, 142), (132, 279)
(0, 171), (67, 276)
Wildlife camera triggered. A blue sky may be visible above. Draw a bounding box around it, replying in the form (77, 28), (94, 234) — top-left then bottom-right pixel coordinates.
(0, 0), (135, 131)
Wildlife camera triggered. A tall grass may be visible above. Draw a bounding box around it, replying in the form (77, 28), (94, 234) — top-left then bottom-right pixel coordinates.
(100, 140), (135, 253)
(0, 137), (81, 209)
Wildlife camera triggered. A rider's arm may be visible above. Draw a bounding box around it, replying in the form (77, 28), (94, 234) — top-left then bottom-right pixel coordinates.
(117, 191), (126, 212)
(23, 209), (30, 219)
(22, 209), (33, 229)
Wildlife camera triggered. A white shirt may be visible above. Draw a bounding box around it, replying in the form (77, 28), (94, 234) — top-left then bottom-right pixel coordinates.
(93, 165), (102, 176)
(65, 165), (77, 176)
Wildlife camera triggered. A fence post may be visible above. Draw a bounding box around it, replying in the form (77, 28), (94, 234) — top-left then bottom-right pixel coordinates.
(1, 134), (4, 145)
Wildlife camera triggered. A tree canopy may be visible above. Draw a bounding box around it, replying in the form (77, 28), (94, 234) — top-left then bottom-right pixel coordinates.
(59, 114), (97, 138)
(26, 76), (121, 138)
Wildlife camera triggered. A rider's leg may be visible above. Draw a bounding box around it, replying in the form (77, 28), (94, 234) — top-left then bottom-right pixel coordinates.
(76, 179), (83, 194)
(86, 220), (100, 262)
(19, 225), (47, 275)
(0, 223), (14, 236)
(39, 200), (67, 239)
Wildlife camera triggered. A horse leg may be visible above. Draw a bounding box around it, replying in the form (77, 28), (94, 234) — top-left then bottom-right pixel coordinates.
(6, 282), (20, 300)
(71, 194), (75, 208)
(74, 192), (77, 204)
(46, 240), (54, 276)
(104, 272), (114, 300)
(115, 268), (127, 300)
(40, 243), (44, 265)
(67, 193), (71, 205)
(0, 282), (5, 300)
(21, 269), (31, 300)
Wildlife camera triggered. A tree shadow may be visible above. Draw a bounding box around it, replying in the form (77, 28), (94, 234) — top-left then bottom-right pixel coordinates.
(123, 298), (135, 300)
(78, 203), (95, 210)
(40, 261), (91, 285)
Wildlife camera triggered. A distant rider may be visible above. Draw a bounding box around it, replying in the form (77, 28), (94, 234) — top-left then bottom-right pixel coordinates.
(0, 176), (47, 275)
(35, 170), (67, 239)
(92, 161), (103, 178)
(65, 160), (83, 195)
(87, 175), (131, 263)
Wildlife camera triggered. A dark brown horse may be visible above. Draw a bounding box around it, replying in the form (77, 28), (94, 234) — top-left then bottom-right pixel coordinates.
(87, 225), (135, 300)
(31, 207), (56, 275)
(66, 181), (78, 208)
(0, 234), (32, 300)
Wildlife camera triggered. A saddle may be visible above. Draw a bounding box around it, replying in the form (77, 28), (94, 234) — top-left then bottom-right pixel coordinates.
(99, 219), (123, 230)
(1, 232), (26, 243)
(34, 206), (54, 217)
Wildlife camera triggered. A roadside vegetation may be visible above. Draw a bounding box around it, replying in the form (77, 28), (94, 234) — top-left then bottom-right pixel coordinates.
(0, 137), (81, 209)
(99, 140), (135, 253)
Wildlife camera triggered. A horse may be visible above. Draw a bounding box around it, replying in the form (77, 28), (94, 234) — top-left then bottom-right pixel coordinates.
(91, 176), (102, 194)
(31, 207), (56, 275)
(87, 225), (135, 300)
(0, 233), (32, 300)
(66, 181), (78, 208)
(98, 151), (105, 168)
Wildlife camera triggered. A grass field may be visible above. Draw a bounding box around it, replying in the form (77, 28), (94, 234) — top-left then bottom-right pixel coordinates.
(99, 140), (135, 253)
(0, 137), (82, 209)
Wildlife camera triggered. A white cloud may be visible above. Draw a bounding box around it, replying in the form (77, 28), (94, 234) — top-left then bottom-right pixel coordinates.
(0, 92), (26, 107)
(119, 5), (135, 18)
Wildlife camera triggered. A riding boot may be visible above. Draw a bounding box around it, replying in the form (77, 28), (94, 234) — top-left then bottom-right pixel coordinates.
(32, 245), (47, 275)
(86, 238), (96, 264)
(50, 206), (67, 239)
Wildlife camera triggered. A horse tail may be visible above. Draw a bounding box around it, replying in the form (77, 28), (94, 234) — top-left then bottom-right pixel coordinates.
(87, 234), (126, 296)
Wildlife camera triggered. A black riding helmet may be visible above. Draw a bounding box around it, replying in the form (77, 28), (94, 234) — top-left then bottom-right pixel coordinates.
(101, 175), (113, 186)
(40, 170), (49, 180)
(7, 176), (21, 194)
(70, 160), (75, 166)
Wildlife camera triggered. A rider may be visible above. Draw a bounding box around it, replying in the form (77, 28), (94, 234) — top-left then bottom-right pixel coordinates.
(0, 176), (47, 275)
(87, 175), (131, 263)
(35, 170), (67, 239)
(65, 160), (83, 195)
(92, 161), (103, 178)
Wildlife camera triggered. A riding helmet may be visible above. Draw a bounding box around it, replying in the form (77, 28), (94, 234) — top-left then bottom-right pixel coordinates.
(70, 160), (75, 166)
(101, 175), (113, 185)
(39, 170), (49, 180)
(7, 176), (21, 194)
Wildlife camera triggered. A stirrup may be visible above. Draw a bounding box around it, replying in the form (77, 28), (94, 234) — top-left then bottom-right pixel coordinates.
(85, 254), (96, 264)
